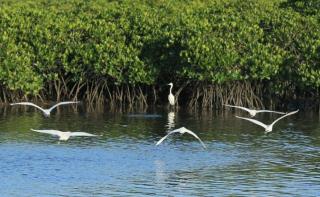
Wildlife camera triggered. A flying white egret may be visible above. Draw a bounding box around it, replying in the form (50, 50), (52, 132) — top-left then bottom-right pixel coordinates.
(31, 129), (97, 141)
(167, 83), (175, 106)
(156, 127), (206, 149)
(236, 109), (299, 132)
(10, 101), (79, 117)
(224, 104), (286, 117)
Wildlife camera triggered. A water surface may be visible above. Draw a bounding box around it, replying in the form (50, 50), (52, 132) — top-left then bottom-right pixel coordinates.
(0, 105), (320, 196)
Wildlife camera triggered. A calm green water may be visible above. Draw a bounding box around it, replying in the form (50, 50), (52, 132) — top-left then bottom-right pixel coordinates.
(0, 105), (320, 196)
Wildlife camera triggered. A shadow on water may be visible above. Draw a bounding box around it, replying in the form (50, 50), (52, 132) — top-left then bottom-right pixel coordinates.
(0, 105), (320, 196)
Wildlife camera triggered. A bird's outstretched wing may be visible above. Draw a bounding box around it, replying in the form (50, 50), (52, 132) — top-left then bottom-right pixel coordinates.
(224, 104), (251, 113)
(183, 128), (207, 149)
(31, 129), (62, 136)
(70, 132), (97, 137)
(270, 110), (299, 127)
(235, 116), (268, 129)
(156, 129), (181, 146)
(48, 101), (79, 112)
(256, 110), (285, 114)
(11, 102), (45, 113)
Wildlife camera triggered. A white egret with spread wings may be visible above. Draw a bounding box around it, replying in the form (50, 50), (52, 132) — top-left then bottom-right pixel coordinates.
(10, 101), (79, 117)
(224, 104), (286, 117)
(31, 129), (97, 141)
(236, 110), (299, 132)
(156, 127), (206, 149)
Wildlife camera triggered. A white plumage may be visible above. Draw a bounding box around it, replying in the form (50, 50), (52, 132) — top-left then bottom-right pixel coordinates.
(236, 110), (299, 132)
(31, 129), (97, 141)
(167, 83), (175, 106)
(224, 104), (286, 117)
(10, 101), (79, 117)
(156, 127), (206, 149)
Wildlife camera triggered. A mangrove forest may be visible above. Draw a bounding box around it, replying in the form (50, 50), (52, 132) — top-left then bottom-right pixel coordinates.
(0, 0), (319, 109)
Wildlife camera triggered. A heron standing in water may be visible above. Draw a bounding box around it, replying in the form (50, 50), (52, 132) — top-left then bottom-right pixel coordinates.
(167, 83), (175, 106)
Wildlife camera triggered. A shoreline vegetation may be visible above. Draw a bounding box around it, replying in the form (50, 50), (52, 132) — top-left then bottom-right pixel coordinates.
(0, 0), (319, 110)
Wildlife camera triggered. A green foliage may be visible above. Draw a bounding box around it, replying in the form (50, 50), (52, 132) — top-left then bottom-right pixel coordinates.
(0, 0), (319, 100)
(280, 0), (320, 16)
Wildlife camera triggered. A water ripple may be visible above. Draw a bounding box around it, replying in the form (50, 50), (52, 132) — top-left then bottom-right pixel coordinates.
(0, 108), (320, 196)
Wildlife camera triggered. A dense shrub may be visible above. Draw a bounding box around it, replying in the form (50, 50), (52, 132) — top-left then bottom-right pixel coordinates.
(0, 0), (319, 107)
